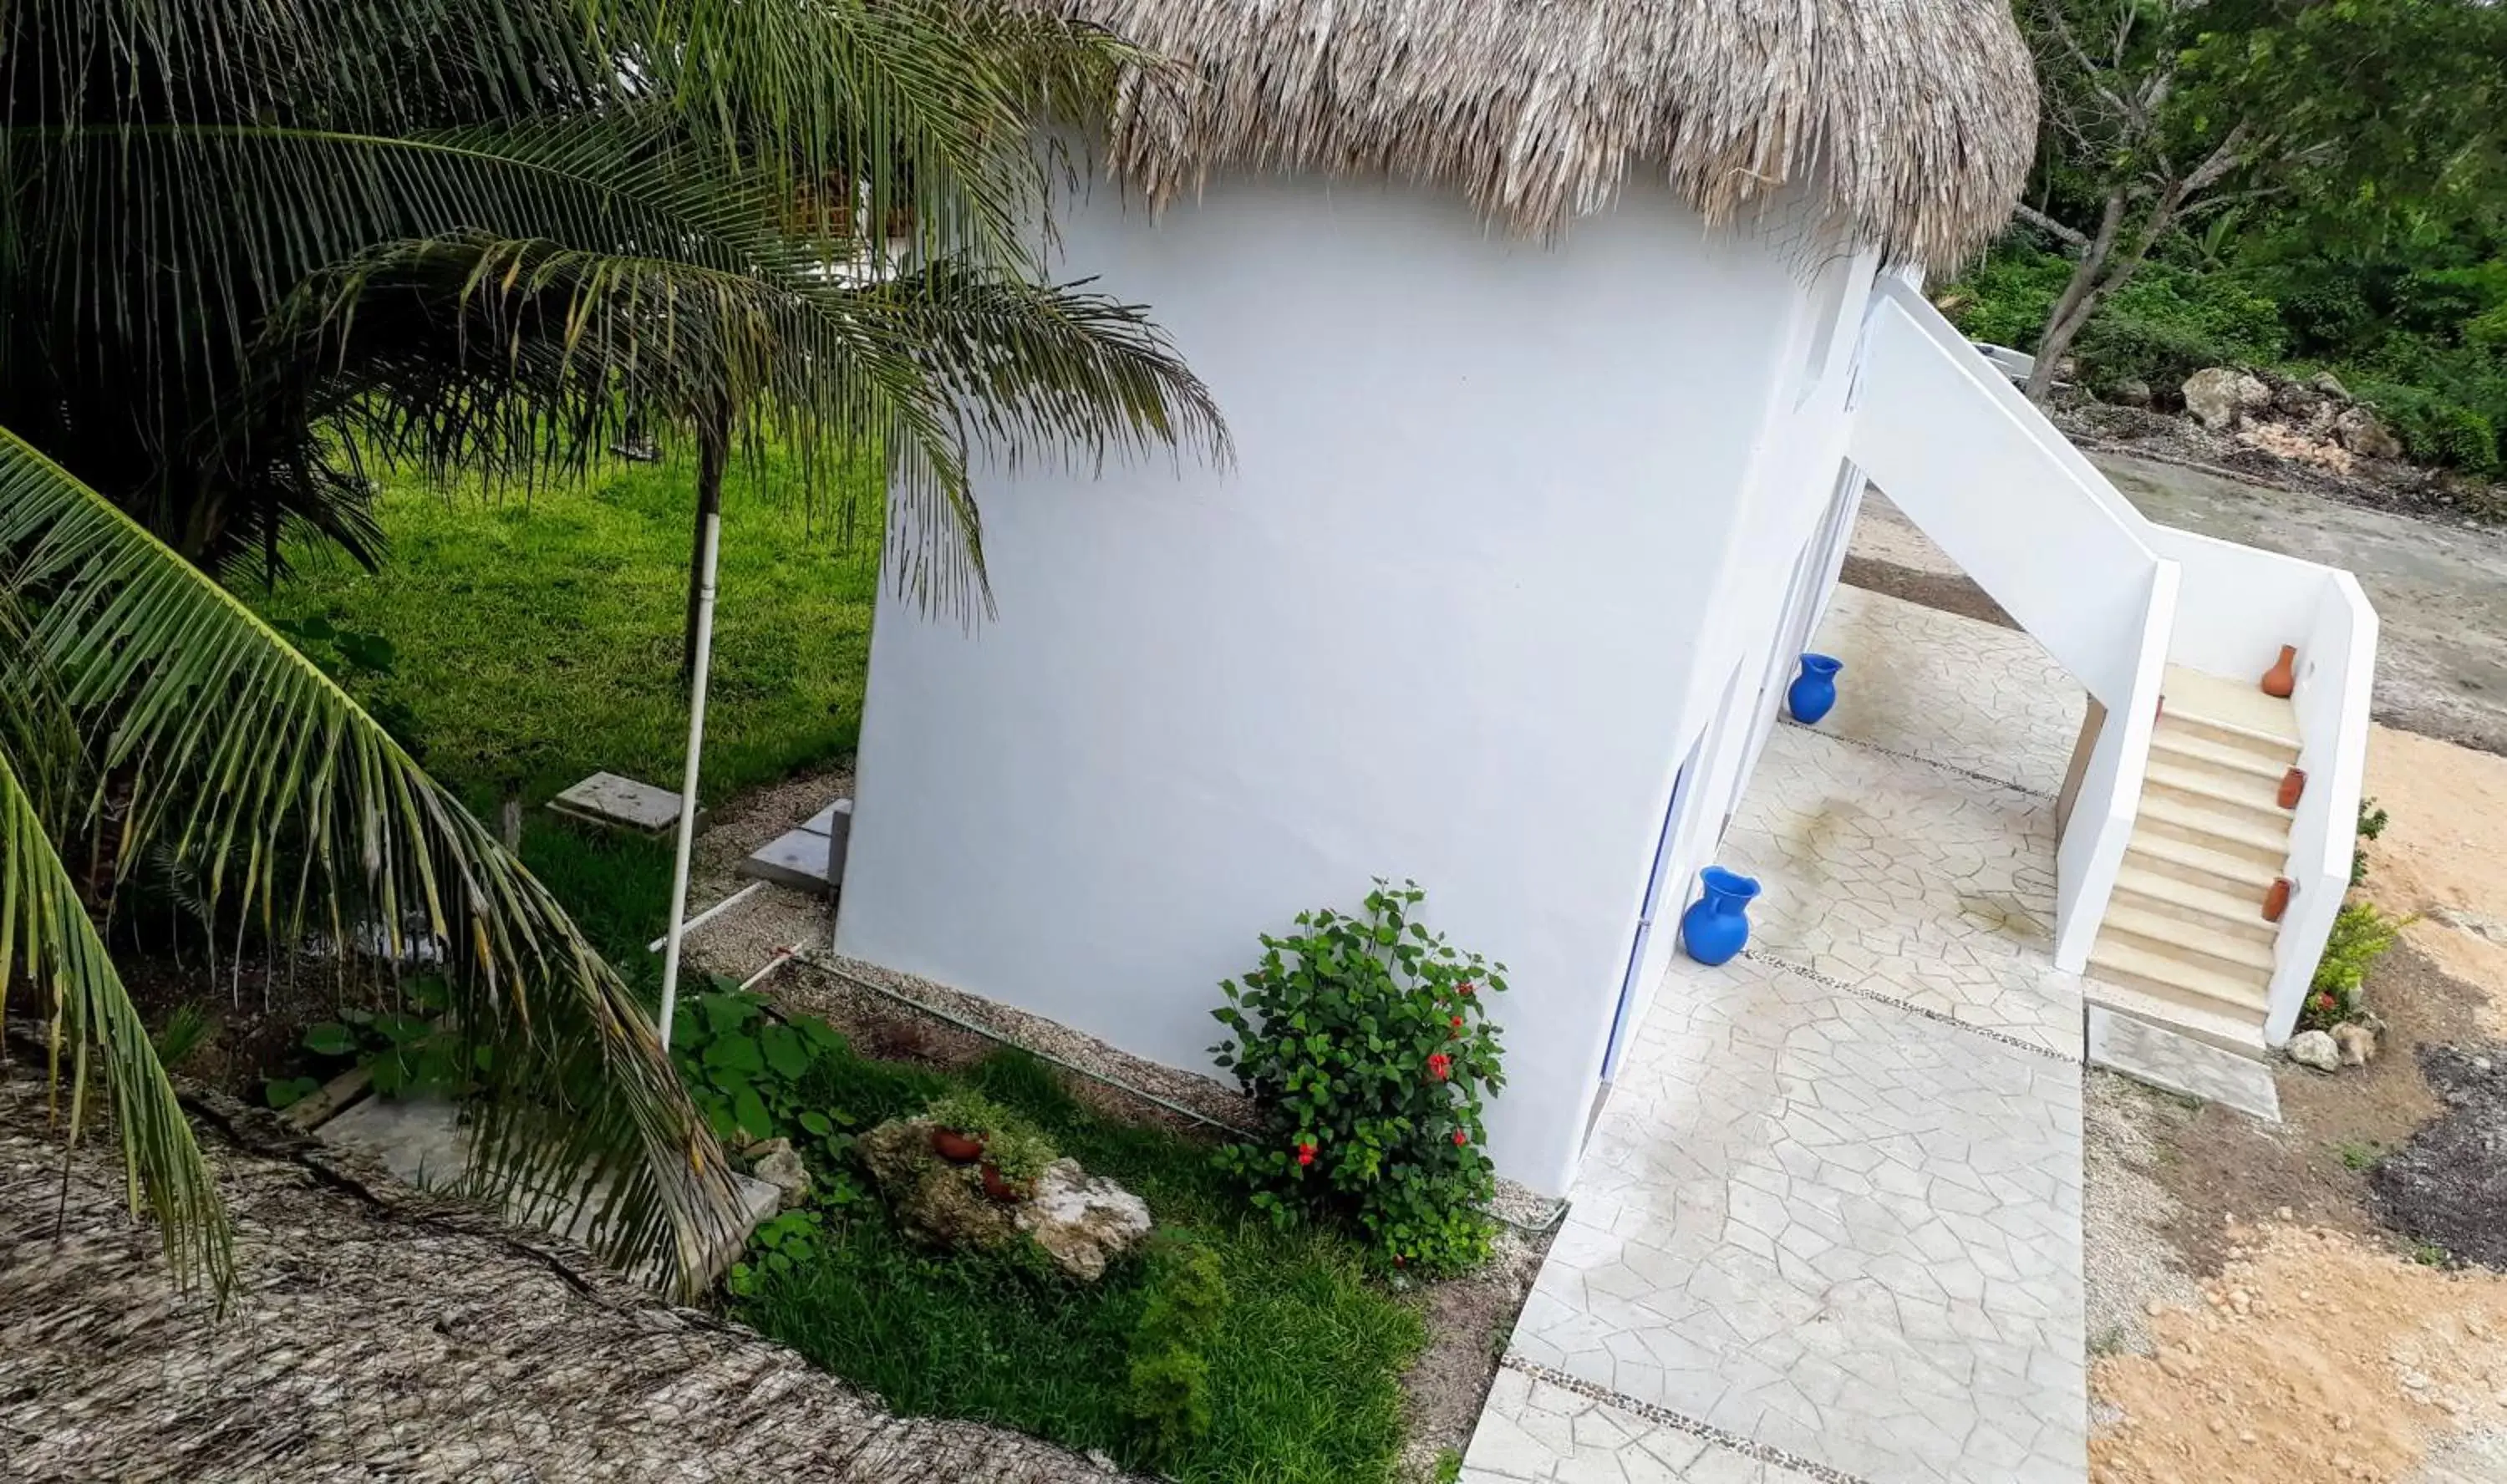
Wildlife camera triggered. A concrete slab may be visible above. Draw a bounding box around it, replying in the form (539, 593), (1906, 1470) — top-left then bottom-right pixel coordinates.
(740, 826), (834, 892)
(2086, 1005), (2281, 1122)
(741, 798), (852, 893)
(313, 1094), (779, 1289)
(549, 771), (699, 835)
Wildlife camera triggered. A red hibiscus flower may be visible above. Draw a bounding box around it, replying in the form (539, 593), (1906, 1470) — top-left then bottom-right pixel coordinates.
(1452, 1129), (1470, 1147)
(1456, 980), (1475, 997)
(1426, 1052), (1452, 1080)
(1295, 1141), (1317, 1166)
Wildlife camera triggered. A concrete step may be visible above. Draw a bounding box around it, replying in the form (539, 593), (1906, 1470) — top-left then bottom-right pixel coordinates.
(2138, 792), (2291, 870)
(2143, 755), (2294, 831)
(2083, 971), (2271, 1061)
(2109, 865), (2279, 947)
(2124, 830), (2282, 895)
(2161, 665), (2303, 750)
(2149, 724), (2292, 783)
(2089, 933), (2271, 1017)
(2087, 1006), (2281, 1121)
(2103, 901), (2279, 976)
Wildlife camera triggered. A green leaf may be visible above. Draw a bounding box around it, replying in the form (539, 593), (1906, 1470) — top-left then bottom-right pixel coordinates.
(704, 1033), (765, 1076)
(301, 1022), (359, 1057)
(760, 1024), (810, 1080)
(732, 1086), (774, 1141)
(798, 1110), (834, 1137)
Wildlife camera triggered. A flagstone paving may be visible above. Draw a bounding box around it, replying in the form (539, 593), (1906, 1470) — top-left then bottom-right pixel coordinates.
(1464, 586), (2088, 1484)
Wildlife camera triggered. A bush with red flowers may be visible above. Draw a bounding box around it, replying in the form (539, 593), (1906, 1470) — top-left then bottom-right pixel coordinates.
(1211, 879), (1507, 1275)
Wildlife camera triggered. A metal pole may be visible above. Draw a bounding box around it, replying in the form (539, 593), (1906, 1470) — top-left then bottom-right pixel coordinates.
(656, 506), (722, 1050)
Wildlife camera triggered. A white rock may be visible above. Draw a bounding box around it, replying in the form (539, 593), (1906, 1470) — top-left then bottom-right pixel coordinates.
(1014, 1159), (1153, 1282)
(2287, 1029), (2342, 1072)
(2184, 368), (2265, 429)
(746, 1137), (812, 1212)
(2332, 1022), (2379, 1066)
(2335, 405), (2404, 460)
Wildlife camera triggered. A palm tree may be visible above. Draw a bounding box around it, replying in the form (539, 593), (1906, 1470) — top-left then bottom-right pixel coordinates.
(0, 0), (1223, 1295)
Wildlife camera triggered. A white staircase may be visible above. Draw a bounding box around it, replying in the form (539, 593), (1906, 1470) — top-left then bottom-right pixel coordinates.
(2086, 666), (2300, 1057)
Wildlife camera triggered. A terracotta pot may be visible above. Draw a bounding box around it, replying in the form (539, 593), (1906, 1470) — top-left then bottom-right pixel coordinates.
(2278, 767), (2307, 810)
(2263, 877), (2293, 923)
(979, 1161), (1030, 1203)
(2261, 644), (2298, 699)
(931, 1126), (986, 1164)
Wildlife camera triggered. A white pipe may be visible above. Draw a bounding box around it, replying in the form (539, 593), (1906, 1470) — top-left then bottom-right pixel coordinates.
(656, 509), (723, 1050)
(735, 943), (803, 994)
(645, 880), (766, 954)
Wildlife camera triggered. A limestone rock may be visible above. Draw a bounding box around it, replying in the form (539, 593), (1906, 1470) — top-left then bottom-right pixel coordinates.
(746, 1137), (811, 1212)
(2312, 370), (2353, 401)
(2271, 381), (2325, 420)
(1014, 1160), (1153, 1282)
(2110, 378), (2153, 409)
(859, 1118), (1020, 1253)
(2287, 1029), (2342, 1072)
(2335, 405), (2403, 460)
(2184, 368), (2269, 429)
(2332, 1022), (2380, 1066)
(857, 1119), (1149, 1280)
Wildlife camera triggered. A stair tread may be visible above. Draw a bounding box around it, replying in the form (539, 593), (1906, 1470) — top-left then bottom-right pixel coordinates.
(2112, 866), (2278, 932)
(2104, 902), (2279, 970)
(2143, 756), (2292, 816)
(2083, 978), (2271, 1059)
(2152, 724), (2292, 780)
(2163, 664), (2303, 746)
(2090, 934), (2272, 1012)
(2140, 791), (2292, 856)
(2127, 830), (2281, 889)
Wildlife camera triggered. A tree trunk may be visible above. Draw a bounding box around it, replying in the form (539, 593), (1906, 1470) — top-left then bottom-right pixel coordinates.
(2025, 190), (2126, 404)
(681, 412), (730, 684)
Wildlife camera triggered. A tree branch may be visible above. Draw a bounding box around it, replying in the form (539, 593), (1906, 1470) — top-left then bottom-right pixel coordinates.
(2013, 203), (2090, 248)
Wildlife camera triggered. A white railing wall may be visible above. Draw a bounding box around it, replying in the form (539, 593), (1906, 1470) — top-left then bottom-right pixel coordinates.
(2053, 562), (2179, 970)
(2268, 573), (2380, 1044)
(1850, 282), (2163, 709)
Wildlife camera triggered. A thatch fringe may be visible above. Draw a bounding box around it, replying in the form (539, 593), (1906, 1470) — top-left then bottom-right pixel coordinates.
(1060, 0), (2036, 265)
(0, 1077), (1140, 1484)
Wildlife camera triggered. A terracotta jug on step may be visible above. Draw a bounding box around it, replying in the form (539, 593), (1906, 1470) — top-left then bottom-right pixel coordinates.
(2261, 644), (2297, 699)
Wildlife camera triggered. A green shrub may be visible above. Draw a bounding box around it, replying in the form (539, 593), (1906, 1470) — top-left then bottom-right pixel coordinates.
(923, 1088), (1014, 1141)
(2352, 798), (2391, 887)
(982, 1121), (1057, 1184)
(667, 987), (866, 1184)
(1211, 880), (1507, 1275)
(1124, 1239), (1230, 1460)
(2301, 901), (2406, 1031)
(2354, 379), (2504, 475)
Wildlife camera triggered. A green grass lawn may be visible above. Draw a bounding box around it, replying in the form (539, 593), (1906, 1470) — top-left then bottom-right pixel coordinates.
(251, 452), (882, 967)
(718, 1025), (1424, 1483)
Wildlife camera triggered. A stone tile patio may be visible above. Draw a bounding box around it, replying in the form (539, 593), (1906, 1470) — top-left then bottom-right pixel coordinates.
(1465, 584), (2089, 1484)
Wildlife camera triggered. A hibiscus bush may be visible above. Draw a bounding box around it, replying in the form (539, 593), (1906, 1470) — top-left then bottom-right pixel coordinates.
(1211, 880), (1506, 1275)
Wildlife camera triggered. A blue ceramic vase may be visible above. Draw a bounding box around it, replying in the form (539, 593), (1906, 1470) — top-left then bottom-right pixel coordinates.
(1787, 653), (1843, 725)
(1679, 867), (1761, 967)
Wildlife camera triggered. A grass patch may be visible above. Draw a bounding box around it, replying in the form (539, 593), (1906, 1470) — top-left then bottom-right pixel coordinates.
(248, 450), (882, 968)
(735, 1038), (1424, 1481)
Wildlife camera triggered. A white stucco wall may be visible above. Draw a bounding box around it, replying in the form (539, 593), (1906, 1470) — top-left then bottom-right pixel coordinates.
(837, 171), (1865, 1195)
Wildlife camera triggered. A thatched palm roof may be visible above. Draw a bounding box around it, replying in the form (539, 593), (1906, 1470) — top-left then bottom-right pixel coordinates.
(0, 1078), (1138, 1484)
(1072, 0), (2037, 265)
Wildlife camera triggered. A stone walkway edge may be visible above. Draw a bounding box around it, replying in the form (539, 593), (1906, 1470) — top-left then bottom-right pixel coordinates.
(1742, 948), (2076, 1065)
(1497, 1358), (1879, 1484)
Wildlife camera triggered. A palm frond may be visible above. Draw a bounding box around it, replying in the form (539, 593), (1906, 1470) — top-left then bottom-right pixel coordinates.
(0, 606), (231, 1295)
(0, 425), (746, 1294)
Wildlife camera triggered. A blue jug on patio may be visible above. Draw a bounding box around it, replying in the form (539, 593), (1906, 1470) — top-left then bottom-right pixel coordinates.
(1787, 653), (1843, 725)
(1679, 867), (1760, 967)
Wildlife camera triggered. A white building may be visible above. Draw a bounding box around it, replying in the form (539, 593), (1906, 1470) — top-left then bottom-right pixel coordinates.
(833, 0), (2378, 1195)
